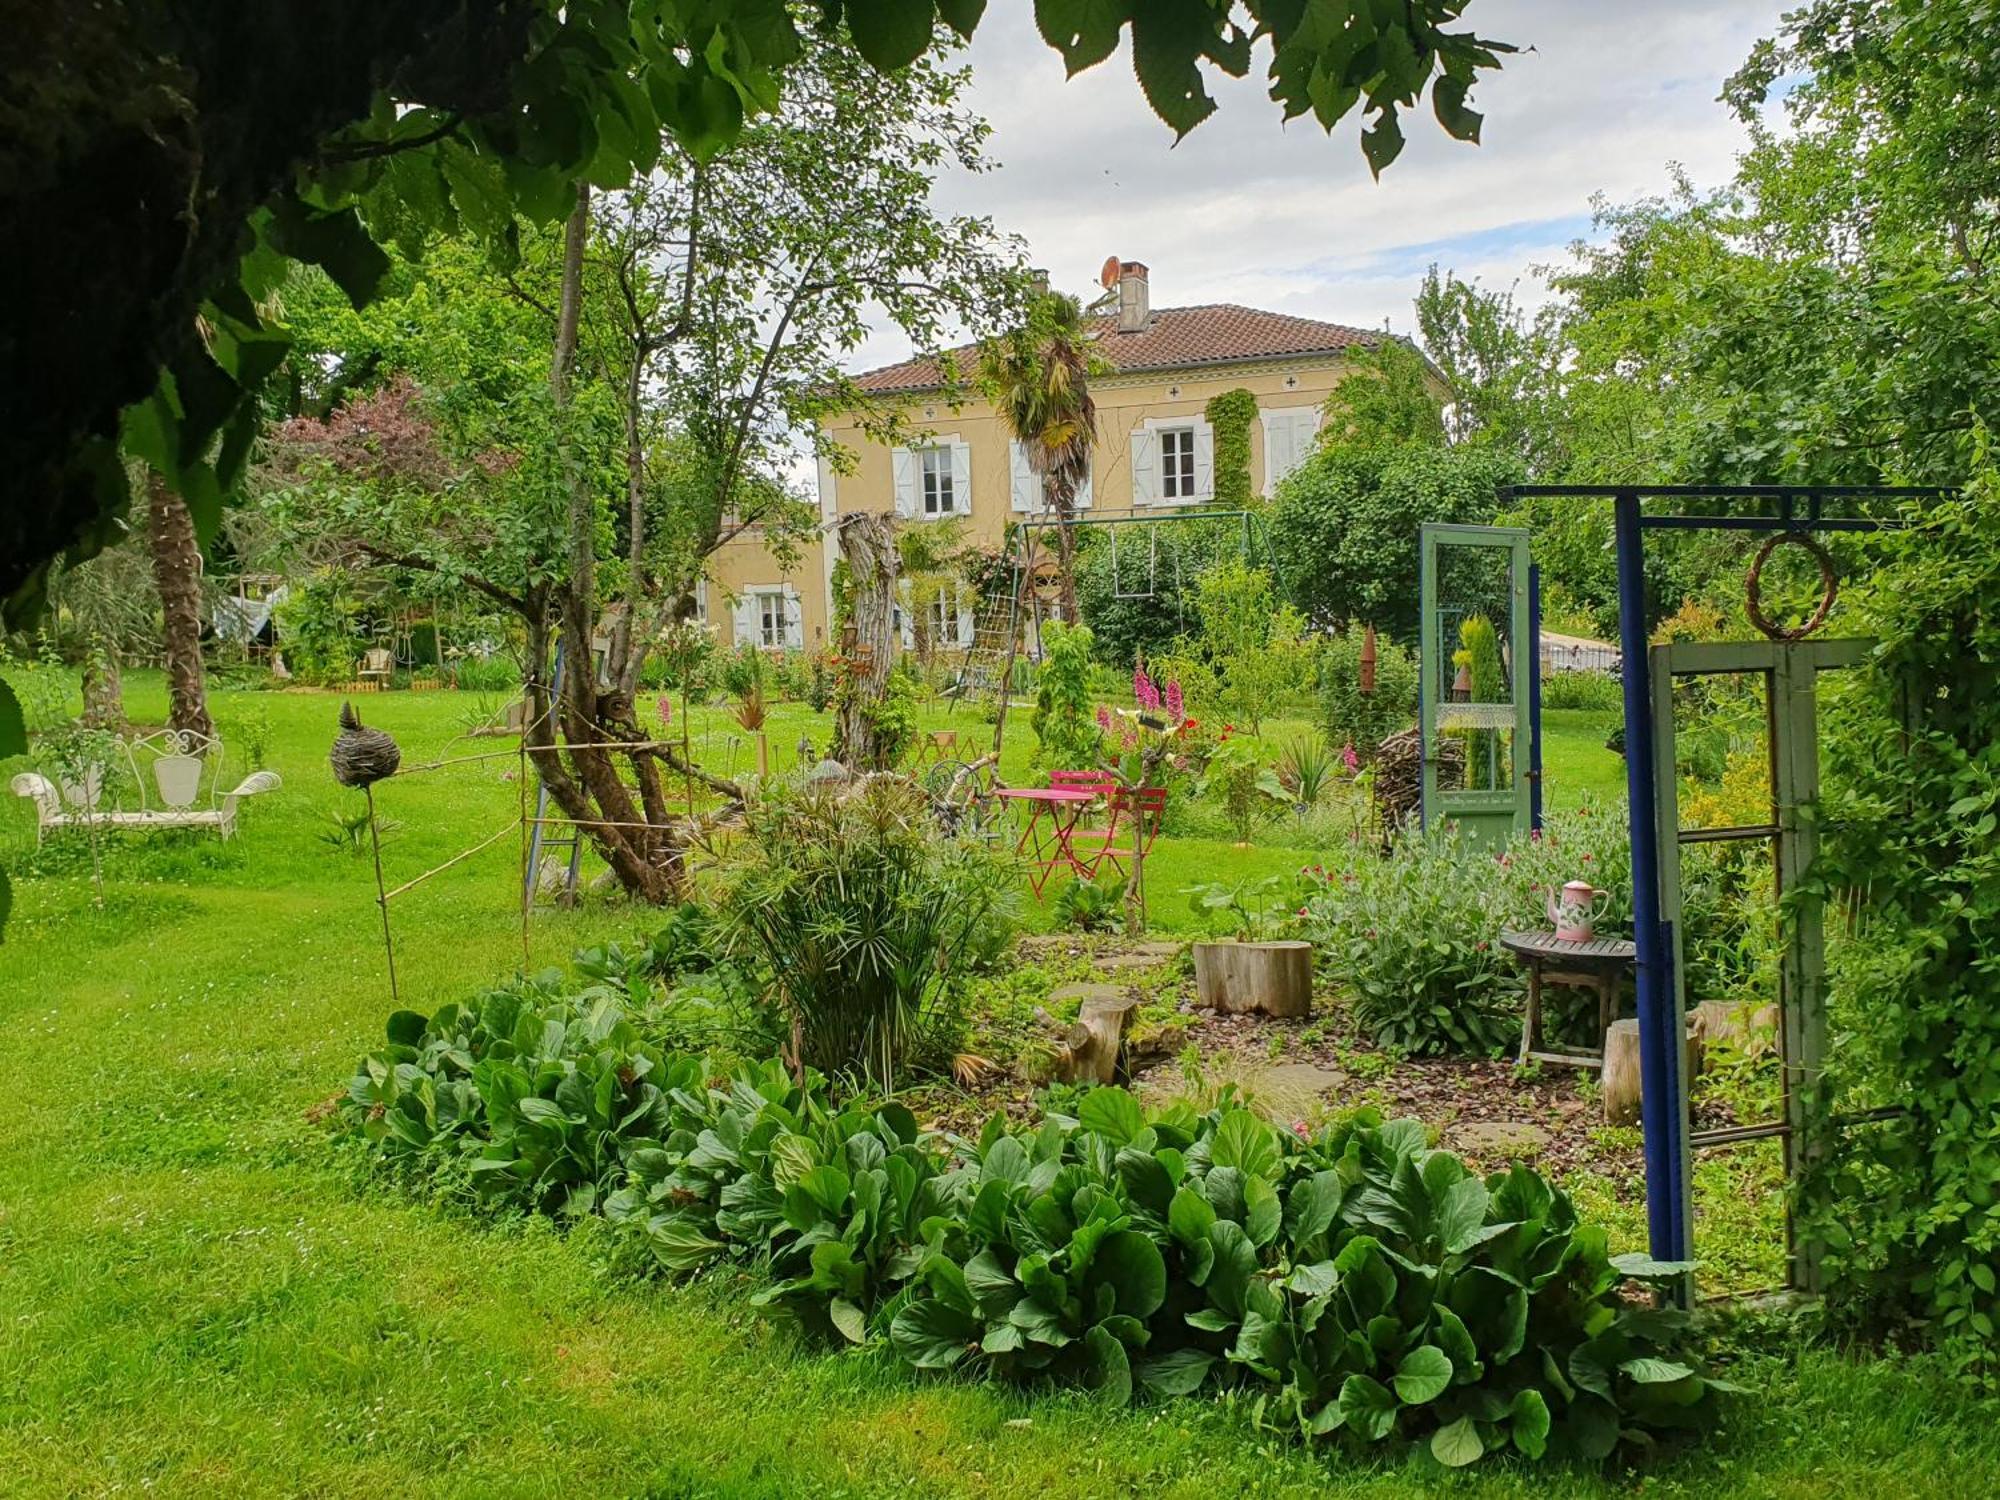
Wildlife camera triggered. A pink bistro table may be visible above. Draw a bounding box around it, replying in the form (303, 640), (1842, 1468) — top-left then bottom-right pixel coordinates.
(993, 785), (1098, 897)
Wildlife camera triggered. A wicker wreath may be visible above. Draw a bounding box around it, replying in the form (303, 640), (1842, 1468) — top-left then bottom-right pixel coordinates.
(1745, 531), (1838, 641)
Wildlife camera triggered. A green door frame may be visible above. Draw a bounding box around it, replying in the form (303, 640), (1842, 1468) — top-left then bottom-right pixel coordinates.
(1649, 636), (1866, 1295)
(1420, 524), (1534, 846)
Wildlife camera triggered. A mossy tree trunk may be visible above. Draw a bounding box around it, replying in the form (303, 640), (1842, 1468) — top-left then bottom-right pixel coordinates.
(147, 473), (213, 739)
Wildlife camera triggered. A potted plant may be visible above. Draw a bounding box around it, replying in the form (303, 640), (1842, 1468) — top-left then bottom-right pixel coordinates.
(1184, 874), (1312, 1017)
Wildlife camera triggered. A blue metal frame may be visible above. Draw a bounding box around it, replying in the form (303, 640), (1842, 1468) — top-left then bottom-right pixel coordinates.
(1528, 563), (1544, 833)
(1505, 482), (1946, 1289)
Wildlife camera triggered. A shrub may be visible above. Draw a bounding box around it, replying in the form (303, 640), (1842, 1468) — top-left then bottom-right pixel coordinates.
(714, 775), (1018, 1089)
(345, 1002), (1725, 1465)
(1540, 670), (1622, 712)
(1189, 560), (1317, 732)
(1319, 626), (1418, 757)
(1054, 872), (1127, 933)
(1304, 803), (1632, 1056)
(1030, 620), (1102, 768)
(1269, 444), (1523, 642)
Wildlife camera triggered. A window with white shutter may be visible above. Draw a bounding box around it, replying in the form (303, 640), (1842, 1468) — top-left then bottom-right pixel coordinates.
(1261, 406), (1320, 490)
(901, 439), (967, 518)
(1013, 440), (1092, 512)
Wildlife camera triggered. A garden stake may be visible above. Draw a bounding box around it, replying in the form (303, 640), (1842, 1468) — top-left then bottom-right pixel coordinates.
(365, 782), (400, 1007)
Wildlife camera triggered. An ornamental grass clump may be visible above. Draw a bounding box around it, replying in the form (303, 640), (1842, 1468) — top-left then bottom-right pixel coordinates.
(715, 774), (1018, 1090)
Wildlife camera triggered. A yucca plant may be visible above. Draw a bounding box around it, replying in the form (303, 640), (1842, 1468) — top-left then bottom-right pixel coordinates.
(715, 775), (1018, 1090)
(1274, 733), (1339, 814)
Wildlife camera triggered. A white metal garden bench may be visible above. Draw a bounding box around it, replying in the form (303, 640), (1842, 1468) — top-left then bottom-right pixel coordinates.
(10, 729), (281, 845)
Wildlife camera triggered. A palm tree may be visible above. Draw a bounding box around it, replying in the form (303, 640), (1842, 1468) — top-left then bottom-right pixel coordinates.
(981, 291), (1100, 623)
(147, 472), (215, 739)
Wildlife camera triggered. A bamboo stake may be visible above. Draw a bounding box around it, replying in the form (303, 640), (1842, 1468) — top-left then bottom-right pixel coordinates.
(364, 783), (400, 1006)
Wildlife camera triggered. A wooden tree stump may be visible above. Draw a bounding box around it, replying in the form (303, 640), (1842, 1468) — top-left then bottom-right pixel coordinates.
(1050, 984), (1138, 1084)
(1602, 1018), (1643, 1125)
(1192, 940), (1312, 1018)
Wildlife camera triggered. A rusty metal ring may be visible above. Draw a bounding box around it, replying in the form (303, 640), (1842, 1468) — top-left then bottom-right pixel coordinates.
(1746, 531), (1838, 641)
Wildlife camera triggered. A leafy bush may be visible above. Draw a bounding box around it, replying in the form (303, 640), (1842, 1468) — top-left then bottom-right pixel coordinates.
(1192, 735), (1287, 844)
(1319, 625), (1419, 756)
(1269, 444), (1523, 642)
(344, 991), (1727, 1466)
(1304, 804), (1632, 1055)
(1540, 670), (1623, 712)
(1054, 872), (1127, 933)
(1189, 561), (1318, 732)
(1803, 472), (2000, 1376)
(714, 775), (1017, 1089)
(1030, 620), (1102, 768)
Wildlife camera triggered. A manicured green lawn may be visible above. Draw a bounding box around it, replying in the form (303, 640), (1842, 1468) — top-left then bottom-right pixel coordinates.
(1, 675), (1990, 1497)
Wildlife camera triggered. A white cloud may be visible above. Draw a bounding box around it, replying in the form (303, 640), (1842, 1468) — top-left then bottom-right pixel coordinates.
(845, 0), (1783, 371)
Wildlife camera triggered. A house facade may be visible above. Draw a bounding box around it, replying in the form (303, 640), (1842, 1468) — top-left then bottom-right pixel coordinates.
(704, 263), (1390, 649)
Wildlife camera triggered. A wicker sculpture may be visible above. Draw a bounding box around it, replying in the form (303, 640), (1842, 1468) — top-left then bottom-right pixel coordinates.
(330, 701), (401, 788)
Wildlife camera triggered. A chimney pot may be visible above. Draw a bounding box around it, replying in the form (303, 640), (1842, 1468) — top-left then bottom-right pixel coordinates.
(1116, 260), (1150, 333)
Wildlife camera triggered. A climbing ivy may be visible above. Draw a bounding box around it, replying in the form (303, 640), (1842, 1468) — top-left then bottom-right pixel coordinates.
(1807, 452), (2000, 1378)
(1205, 388), (1259, 507)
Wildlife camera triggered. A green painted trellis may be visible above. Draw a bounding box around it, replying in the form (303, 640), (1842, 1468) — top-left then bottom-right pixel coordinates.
(1419, 523), (1534, 847)
(1650, 636), (1866, 1296)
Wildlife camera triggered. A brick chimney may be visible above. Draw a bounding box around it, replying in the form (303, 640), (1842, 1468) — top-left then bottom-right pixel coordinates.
(1115, 260), (1150, 333)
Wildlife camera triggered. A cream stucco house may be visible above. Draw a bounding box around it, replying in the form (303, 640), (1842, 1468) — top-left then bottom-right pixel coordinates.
(703, 262), (1391, 649)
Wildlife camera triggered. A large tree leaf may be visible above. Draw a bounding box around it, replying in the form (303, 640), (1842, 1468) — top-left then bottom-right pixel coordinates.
(847, 0), (938, 71)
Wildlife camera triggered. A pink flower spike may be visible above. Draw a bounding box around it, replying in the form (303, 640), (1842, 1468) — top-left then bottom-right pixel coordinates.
(1164, 679), (1184, 723)
(656, 695), (673, 726)
(1096, 705), (1114, 733)
(1133, 664), (1160, 711)
(1341, 742), (1360, 773)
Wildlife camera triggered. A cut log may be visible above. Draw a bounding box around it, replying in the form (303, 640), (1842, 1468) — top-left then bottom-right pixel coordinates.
(1603, 1018), (1643, 1125)
(1050, 984), (1139, 1084)
(1603, 1018), (1707, 1123)
(1192, 940), (1313, 1018)
(1687, 999), (1778, 1068)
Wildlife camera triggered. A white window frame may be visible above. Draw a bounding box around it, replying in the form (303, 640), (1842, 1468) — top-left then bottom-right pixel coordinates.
(1131, 415), (1214, 506)
(1158, 425), (1198, 501)
(1010, 439), (1093, 512)
(895, 437), (971, 520)
(756, 589), (786, 648)
(736, 584), (802, 649)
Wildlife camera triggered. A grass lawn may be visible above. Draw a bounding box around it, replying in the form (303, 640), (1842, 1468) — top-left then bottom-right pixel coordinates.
(1, 674), (1992, 1497)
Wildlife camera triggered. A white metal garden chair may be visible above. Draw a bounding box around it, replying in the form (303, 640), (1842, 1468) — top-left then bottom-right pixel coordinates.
(10, 728), (281, 845)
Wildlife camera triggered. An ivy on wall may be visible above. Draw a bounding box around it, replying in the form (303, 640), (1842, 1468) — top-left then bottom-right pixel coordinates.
(1205, 388), (1259, 507)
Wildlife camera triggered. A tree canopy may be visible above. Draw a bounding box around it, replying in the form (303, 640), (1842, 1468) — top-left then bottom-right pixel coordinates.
(1, 1), (1518, 637)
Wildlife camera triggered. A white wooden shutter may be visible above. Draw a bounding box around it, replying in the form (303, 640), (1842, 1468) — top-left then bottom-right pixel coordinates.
(1262, 408), (1318, 490)
(731, 591), (757, 647)
(782, 585), (804, 648)
(950, 440), (972, 515)
(694, 579), (710, 625)
(1192, 421), (1215, 501)
(1131, 428), (1158, 505)
(892, 448), (918, 518)
(956, 586), (975, 647)
(1075, 457), (1093, 509)
(1010, 440), (1038, 512)
(896, 580), (914, 649)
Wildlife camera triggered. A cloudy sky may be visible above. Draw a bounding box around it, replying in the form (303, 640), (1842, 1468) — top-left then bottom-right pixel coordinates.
(849, 0), (1787, 371)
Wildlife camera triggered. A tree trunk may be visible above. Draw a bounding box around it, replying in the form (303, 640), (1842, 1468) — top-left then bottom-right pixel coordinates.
(81, 641), (123, 728)
(147, 473), (213, 738)
(833, 511), (898, 769)
(1049, 480), (1080, 624)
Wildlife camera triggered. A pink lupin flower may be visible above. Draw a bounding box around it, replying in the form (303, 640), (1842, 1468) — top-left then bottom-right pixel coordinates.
(1341, 742), (1360, 774)
(1164, 679), (1184, 724)
(1133, 664), (1160, 711)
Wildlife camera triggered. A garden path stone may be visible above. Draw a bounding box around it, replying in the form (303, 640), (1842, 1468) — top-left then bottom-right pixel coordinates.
(1258, 1062), (1346, 1095)
(1451, 1120), (1552, 1158)
(1093, 952), (1170, 973)
(1049, 982), (1130, 1007)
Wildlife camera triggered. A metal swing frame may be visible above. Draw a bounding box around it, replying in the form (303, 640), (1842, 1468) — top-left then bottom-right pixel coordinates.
(1505, 483), (1949, 1302)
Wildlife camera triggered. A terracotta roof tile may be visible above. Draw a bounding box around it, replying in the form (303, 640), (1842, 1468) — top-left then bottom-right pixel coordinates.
(848, 303), (1384, 395)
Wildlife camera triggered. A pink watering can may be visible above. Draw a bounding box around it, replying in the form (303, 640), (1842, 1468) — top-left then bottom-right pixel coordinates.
(1546, 880), (1611, 943)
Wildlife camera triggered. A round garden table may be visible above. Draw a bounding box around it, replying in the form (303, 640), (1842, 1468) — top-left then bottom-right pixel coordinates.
(993, 785), (1097, 897)
(1498, 930), (1638, 1069)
